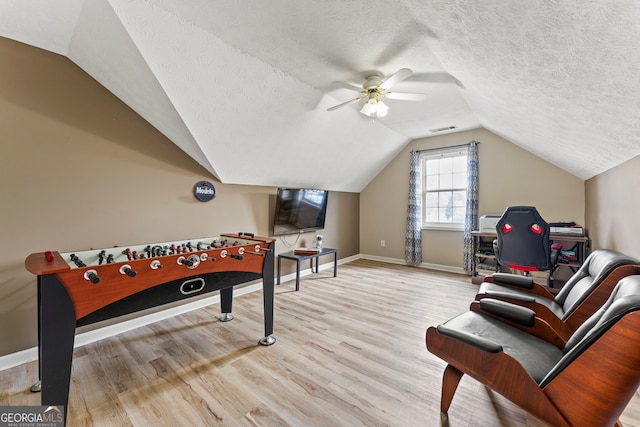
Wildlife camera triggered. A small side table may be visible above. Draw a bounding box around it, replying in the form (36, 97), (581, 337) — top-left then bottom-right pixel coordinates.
(277, 248), (338, 291)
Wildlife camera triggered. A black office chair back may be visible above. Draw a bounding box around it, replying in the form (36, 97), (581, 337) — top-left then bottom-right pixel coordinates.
(496, 206), (551, 271)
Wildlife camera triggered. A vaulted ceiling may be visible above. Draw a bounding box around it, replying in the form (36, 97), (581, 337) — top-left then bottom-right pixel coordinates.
(3, 1), (640, 192)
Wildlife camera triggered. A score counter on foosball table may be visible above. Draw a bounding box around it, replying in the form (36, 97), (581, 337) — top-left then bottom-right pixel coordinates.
(25, 232), (276, 424)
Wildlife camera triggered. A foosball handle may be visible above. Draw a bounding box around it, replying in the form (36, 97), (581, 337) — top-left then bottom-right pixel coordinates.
(119, 265), (137, 277)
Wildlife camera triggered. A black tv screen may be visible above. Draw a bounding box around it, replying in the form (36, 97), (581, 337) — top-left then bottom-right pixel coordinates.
(273, 188), (329, 236)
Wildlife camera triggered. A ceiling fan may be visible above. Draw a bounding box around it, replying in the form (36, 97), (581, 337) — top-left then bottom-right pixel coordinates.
(327, 68), (426, 118)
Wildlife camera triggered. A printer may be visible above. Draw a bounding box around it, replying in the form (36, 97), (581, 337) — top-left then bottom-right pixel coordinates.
(479, 215), (501, 232)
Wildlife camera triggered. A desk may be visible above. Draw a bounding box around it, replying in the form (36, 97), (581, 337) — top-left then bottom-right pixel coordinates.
(471, 230), (590, 281)
(277, 248), (338, 291)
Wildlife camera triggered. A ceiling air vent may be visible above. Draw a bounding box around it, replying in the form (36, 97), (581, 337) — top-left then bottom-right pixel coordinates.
(429, 125), (457, 133)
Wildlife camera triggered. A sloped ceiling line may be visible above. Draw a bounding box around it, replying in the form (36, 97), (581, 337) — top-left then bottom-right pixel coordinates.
(70, 0), (220, 177)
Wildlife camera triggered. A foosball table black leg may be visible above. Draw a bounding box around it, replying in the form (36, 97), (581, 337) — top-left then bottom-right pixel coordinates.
(39, 274), (77, 425)
(219, 287), (234, 322)
(259, 242), (276, 346)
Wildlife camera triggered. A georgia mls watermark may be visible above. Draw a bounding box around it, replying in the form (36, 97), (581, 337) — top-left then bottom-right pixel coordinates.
(0, 406), (64, 427)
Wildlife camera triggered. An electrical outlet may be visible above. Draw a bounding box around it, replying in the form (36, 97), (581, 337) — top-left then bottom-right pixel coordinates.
(380, 240), (385, 247)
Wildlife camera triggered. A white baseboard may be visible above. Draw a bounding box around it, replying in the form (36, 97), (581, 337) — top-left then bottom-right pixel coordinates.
(0, 253), (361, 372)
(359, 254), (467, 275)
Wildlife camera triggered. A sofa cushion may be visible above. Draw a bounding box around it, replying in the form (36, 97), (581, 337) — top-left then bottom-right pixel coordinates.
(437, 311), (564, 383)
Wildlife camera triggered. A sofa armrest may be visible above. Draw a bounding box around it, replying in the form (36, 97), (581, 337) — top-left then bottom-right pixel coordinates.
(481, 290), (537, 303)
(479, 298), (535, 326)
(490, 273), (534, 289)
(482, 273), (555, 300)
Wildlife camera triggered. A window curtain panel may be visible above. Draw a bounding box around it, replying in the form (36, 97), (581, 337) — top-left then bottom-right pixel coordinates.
(405, 150), (422, 266)
(463, 141), (479, 273)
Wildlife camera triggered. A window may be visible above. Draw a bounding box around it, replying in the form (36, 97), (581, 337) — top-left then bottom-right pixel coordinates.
(421, 146), (468, 230)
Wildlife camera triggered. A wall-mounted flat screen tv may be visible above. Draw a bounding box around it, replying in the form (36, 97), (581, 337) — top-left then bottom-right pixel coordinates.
(273, 188), (329, 236)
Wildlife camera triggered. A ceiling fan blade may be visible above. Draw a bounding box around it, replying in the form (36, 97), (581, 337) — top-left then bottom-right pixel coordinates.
(327, 97), (363, 111)
(385, 92), (426, 101)
(379, 68), (413, 90)
(331, 81), (364, 92)
(409, 72), (464, 88)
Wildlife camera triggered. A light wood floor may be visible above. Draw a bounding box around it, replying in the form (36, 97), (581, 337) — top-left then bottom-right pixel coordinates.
(2, 259), (640, 426)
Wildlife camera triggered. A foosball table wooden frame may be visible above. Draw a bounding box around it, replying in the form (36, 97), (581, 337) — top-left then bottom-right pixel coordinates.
(25, 232), (276, 423)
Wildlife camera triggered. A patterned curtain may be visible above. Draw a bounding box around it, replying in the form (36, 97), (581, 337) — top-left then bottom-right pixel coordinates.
(463, 141), (479, 273)
(405, 150), (422, 266)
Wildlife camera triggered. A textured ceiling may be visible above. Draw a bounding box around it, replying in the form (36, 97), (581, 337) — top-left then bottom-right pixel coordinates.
(2, 0), (640, 191)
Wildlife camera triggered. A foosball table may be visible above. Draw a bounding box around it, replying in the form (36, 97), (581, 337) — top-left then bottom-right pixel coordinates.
(25, 232), (276, 422)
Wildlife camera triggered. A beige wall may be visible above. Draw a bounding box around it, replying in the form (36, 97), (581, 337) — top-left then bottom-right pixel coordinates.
(360, 128), (585, 268)
(0, 37), (358, 356)
(585, 154), (640, 258)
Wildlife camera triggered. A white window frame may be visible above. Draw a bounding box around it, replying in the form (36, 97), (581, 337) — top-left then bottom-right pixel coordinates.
(420, 146), (468, 231)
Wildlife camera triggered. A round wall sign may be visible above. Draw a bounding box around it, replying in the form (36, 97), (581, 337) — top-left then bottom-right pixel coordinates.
(193, 181), (216, 202)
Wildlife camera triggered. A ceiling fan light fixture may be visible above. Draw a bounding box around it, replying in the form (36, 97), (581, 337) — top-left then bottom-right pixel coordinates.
(329, 68), (420, 117)
(360, 96), (388, 117)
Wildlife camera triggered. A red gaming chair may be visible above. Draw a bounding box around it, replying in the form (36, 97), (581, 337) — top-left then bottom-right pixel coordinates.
(494, 206), (562, 286)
